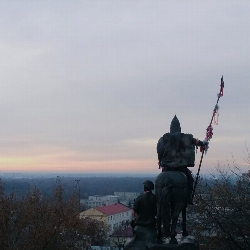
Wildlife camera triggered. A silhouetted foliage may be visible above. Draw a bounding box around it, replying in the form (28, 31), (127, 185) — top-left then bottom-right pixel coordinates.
(189, 157), (250, 250)
(0, 179), (108, 250)
(111, 220), (132, 250)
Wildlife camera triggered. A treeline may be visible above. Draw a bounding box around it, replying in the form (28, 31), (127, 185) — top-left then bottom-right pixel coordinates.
(1, 175), (220, 200)
(0, 176), (159, 199)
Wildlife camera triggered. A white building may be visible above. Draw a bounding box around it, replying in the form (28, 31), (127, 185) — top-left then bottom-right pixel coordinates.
(114, 192), (140, 201)
(81, 195), (119, 209)
(114, 192), (141, 207)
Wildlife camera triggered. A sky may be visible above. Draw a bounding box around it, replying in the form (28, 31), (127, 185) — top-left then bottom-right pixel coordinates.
(0, 1), (250, 176)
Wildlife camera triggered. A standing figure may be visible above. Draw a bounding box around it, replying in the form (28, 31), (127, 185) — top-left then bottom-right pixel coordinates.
(133, 180), (157, 228)
(157, 115), (207, 205)
(128, 181), (157, 248)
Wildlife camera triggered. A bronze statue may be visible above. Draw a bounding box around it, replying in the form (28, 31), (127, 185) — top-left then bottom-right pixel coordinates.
(155, 115), (207, 244)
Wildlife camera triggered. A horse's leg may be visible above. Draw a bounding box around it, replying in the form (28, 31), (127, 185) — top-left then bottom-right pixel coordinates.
(182, 205), (188, 236)
(169, 209), (178, 244)
(160, 185), (171, 239)
(156, 202), (163, 243)
(157, 214), (162, 243)
(161, 205), (171, 238)
(169, 192), (184, 245)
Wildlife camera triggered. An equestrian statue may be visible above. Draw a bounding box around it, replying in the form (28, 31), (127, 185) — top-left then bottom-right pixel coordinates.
(155, 115), (207, 244)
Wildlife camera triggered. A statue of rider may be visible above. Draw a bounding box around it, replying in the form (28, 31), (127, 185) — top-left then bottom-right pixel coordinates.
(157, 115), (207, 205)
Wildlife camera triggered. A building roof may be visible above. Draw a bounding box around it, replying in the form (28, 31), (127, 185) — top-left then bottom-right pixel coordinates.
(95, 203), (132, 215)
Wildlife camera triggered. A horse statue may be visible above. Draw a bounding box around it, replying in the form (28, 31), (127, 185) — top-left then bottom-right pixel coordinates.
(155, 170), (188, 244)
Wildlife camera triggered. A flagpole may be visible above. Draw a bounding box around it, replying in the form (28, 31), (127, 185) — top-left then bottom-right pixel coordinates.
(191, 76), (224, 201)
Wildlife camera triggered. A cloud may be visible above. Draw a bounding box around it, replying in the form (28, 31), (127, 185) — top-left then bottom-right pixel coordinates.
(123, 138), (156, 147)
(0, 1), (249, 173)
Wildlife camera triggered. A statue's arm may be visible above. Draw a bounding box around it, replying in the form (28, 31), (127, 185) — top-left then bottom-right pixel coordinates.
(192, 138), (204, 147)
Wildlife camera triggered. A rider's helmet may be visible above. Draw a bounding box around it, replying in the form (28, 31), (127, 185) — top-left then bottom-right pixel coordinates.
(143, 180), (154, 191)
(170, 115), (181, 133)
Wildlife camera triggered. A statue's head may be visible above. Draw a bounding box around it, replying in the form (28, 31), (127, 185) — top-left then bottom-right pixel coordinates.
(143, 180), (154, 191)
(170, 115), (181, 133)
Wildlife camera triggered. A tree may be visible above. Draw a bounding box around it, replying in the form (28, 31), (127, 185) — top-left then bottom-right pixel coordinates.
(0, 178), (108, 250)
(188, 158), (250, 250)
(110, 220), (132, 250)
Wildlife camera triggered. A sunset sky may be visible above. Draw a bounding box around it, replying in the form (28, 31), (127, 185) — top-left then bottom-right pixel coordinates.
(0, 1), (250, 176)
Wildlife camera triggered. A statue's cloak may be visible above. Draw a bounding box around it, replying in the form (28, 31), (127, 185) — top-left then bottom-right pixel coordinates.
(157, 133), (195, 168)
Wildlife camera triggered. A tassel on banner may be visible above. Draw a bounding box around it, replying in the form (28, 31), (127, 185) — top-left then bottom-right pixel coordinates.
(205, 124), (213, 141)
(213, 112), (218, 125)
(201, 124), (214, 152)
(213, 104), (219, 125)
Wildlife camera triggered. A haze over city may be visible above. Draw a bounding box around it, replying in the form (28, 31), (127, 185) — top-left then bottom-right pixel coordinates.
(0, 1), (249, 177)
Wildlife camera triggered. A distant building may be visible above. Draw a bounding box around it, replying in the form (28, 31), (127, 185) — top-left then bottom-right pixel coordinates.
(80, 195), (119, 209)
(80, 203), (133, 232)
(114, 192), (141, 207)
(80, 192), (141, 209)
(114, 192), (140, 201)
